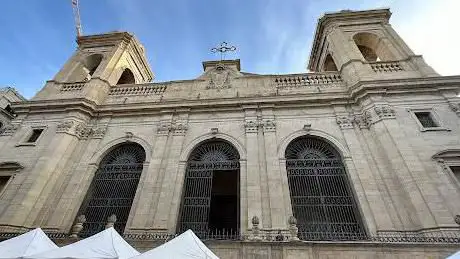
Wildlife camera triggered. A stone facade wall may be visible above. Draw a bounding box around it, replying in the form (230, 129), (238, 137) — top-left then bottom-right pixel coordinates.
(0, 8), (460, 257)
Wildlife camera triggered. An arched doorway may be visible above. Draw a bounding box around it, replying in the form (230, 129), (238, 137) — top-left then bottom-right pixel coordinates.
(76, 143), (146, 237)
(178, 139), (240, 238)
(285, 136), (366, 240)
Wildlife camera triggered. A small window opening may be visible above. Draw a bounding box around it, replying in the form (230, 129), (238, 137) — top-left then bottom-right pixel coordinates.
(414, 112), (438, 128)
(357, 45), (378, 62)
(0, 176), (11, 193)
(117, 68), (136, 85)
(5, 105), (15, 116)
(353, 32), (394, 62)
(451, 166), (460, 182)
(27, 129), (44, 143)
(85, 54), (103, 76)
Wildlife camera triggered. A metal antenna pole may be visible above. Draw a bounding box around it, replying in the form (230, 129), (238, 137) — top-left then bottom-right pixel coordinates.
(71, 0), (83, 38)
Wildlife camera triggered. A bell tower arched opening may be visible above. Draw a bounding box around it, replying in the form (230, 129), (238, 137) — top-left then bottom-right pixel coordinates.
(322, 54), (338, 71)
(75, 143), (146, 237)
(285, 136), (366, 240)
(178, 139), (240, 237)
(117, 68), (136, 85)
(353, 32), (394, 62)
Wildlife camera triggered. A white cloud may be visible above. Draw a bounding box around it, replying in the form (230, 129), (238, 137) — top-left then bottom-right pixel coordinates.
(390, 0), (460, 75)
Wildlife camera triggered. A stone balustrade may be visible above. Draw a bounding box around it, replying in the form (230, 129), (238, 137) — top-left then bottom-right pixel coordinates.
(274, 73), (343, 88)
(109, 83), (167, 96)
(60, 82), (86, 92)
(370, 61), (404, 73)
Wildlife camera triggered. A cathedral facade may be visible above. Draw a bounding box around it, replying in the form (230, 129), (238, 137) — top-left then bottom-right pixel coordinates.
(1, 8), (460, 258)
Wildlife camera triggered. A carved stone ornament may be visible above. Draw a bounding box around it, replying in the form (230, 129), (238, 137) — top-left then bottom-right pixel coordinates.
(288, 216), (300, 241)
(374, 105), (396, 120)
(210, 128), (218, 134)
(172, 121), (188, 135)
(56, 120), (75, 133)
(336, 116), (354, 129)
(250, 215), (262, 241)
(125, 131), (134, 139)
(207, 65), (233, 89)
(303, 124), (312, 132)
(0, 123), (19, 136)
(450, 103), (460, 115)
(244, 118), (276, 133)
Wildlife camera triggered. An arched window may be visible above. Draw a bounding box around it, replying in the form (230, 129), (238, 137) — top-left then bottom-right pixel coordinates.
(76, 143), (146, 237)
(353, 32), (394, 62)
(178, 139), (240, 238)
(285, 136), (366, 240)
(322, 54), (338, 72)
(117, 68), (136, 85)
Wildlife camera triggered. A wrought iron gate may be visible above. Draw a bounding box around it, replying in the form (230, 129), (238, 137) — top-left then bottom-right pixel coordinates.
(285, 136), (366, 240)
(178, 140), (240, 238)
(77, 143), (146, 237)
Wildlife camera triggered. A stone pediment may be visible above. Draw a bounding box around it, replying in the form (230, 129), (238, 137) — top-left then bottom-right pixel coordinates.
(198, 60), (244, 89)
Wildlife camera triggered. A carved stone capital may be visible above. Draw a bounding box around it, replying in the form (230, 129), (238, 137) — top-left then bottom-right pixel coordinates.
(374, 105), (396, 120)
(74, 123), (93, 139)
(353, 113), (372, 129)
(56, 120), (75, 134)
(244, 120), (259, 133)
(172, 121), (188, 135)
(156, 121), (172, 135)
(0, 123), (20, 136)
(336, 115), (354, 129)
(91, 125), (107, 139)
(262, 120), (276, 132)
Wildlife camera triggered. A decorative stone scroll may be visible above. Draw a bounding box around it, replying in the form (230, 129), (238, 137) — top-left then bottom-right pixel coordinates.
(449, 103), (460, 116)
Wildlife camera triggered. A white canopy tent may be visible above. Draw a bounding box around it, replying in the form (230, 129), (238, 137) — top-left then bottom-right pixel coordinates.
(130, 230), (219, 259)
(0, 228), (58, 259)
(26, 227), (139, 259)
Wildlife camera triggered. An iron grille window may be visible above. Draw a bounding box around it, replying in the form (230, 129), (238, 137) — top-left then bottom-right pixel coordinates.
(178, 140), (240, 239)
(285, 136), (366, 240)
(26, 129), (44, 143)
(414, 112), (438, 128)
(75, 143), (146, 237)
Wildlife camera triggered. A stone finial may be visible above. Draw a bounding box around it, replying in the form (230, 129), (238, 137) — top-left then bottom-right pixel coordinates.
(251, 215), (262, 241)
(105, 214), (117, 229)
(288, 216), (299, 241)
(252, 215), (260, 226)
(455, 215), (460, 225)
(70, 215), (86, 238)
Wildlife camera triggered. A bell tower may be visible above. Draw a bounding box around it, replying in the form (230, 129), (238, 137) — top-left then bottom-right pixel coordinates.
(33, 32), (154, 104)
(308, 9), (438, 85)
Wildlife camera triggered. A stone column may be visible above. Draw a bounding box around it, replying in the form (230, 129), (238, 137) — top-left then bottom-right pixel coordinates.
(152, 117), (188, 232)
(130, 120), (171, 229)
(45, 123), (108, 230)
(0, 119), (85, 227)
(336, 114), (394, 233)
(243, 108), (264, 230)
(260, 109), (287, 229)
(367, 104), (440, 229)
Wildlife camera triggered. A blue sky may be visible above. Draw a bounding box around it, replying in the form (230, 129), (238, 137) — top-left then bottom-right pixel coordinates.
(0, 0), (458, 98)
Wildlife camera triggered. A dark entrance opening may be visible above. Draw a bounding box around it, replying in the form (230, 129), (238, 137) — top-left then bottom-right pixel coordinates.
(178, 139), (240, 238)
(209, 169), (238, 234)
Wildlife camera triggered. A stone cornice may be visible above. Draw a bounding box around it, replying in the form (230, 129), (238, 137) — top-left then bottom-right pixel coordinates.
(9, 76), (460, 117)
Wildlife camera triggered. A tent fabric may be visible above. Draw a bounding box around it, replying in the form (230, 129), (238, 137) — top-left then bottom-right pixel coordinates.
(446, 251), (460, 259)
(130, 229), (219, 259)
(0, 228), (58, 259)
(26, 227), (139, 259)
